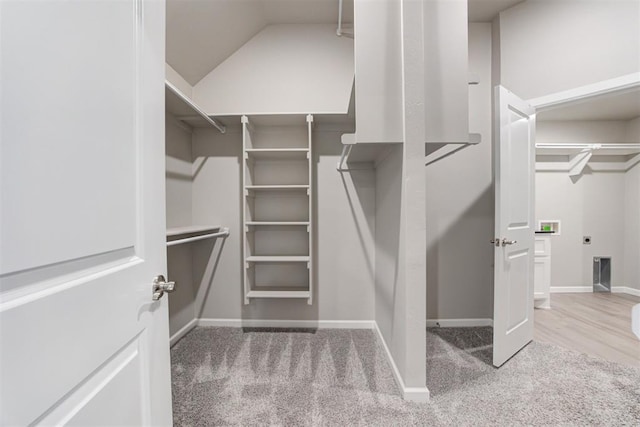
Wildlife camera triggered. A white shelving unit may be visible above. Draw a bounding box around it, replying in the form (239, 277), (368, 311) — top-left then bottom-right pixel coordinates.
(242, 114), (314, 304)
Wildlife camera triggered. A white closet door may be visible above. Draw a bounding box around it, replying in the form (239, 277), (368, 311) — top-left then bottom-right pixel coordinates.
(492, 86), (536, 367)
(0, 1), (171, 425)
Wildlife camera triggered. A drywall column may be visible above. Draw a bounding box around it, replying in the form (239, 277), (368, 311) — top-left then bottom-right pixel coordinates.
(401, 0), (427, 400)
(373, 0), (427, 402)
(352, 0), (403, 142)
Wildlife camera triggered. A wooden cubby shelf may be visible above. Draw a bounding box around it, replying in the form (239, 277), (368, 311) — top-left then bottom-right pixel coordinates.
(242, 114), (314, 305)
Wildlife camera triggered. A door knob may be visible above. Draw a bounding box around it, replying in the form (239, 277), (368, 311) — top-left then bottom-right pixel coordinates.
(152, 275), (176, 301)
(501, 238), (517, 247)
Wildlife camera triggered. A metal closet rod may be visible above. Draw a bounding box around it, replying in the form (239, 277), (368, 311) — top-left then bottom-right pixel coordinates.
(166, 227), (230, 247)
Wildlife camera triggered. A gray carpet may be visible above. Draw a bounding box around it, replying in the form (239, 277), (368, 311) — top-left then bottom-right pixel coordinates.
(171, 327), (640, 426)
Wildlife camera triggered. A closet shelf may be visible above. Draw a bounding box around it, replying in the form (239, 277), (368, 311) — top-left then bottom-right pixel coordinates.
(246, 255), (310, 263)
(245, 148), (309, 160)
(166, 225), (229, 246)
(245, 185), (309, 191)
(245, 221), (310, 226)
(165, 80), (226, 133)
(246, 289), (311, 299)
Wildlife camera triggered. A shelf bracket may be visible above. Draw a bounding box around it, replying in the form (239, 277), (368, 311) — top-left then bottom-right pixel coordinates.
(424, 134), (481, 166)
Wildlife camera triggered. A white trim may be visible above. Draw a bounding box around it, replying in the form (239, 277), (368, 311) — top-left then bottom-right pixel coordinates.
(612, 287), (640, 297)
(169, 318), (198, 347)
(197, 318), (376, 329)
(373, 323), (430, 403)
(528, 72), (640, 111)
(426, 318), (493, 328)
(550, 286), (592, 293)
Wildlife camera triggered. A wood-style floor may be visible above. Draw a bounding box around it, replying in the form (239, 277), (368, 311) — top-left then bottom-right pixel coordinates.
(534, 293), (640, 368)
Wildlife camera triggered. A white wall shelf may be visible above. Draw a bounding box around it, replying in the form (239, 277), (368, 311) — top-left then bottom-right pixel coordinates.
(166, 225), (229, 246)
(245, 185), (310, 191)
(245, 148), (309, 161)
(245, 221), (310, 226)
(242, 114), (314, 305)
(165, 80), (226, 133)
(246, 289), (311, 299)
(246, 256), (310, 263)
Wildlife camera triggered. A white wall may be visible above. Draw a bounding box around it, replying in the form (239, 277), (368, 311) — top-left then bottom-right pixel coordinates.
(535, 119), (635, 290)
(624, 162), (640, 291)
(193, 24), (354, 115)
(624, 117), (640, 291)
(165, 116), (196, 337)
(626, 117), (640, 142)
(536, 120), (630, 144)
(425, 23), (494, 321)
(497, 0), (640, 99)
(190, 126), (375, 321)
(536, 171), (627, 289)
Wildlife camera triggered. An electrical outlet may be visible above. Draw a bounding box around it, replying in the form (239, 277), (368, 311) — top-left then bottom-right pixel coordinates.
(583, 236), (592, 245)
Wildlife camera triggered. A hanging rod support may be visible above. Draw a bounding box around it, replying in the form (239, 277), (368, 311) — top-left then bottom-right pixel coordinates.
(337, 144), (353, 170)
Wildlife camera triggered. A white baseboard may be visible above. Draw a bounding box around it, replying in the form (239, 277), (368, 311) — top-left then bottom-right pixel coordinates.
(612, 287), (640, 297)
(170, 318), (198, 347)
(197, 318), (376, 330)
(550, 286), (592, 293)
(373, 323), (430, 403)
(549, 286), (640, 297)
(426, 318), (493, 328)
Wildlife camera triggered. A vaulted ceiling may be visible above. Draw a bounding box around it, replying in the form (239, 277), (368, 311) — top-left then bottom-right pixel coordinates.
(166, 0), (523, 86)
(167, 0), (354, 85)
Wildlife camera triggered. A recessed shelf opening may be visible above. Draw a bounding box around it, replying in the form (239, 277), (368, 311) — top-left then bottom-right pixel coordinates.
(537, 220), (561, 235)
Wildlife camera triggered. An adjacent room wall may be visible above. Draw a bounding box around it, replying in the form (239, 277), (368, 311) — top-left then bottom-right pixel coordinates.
(193, 24), (354, 115)
(165, 115), (197, 337)
(190, 126), (376, 321)
(496, 0), (640, 99)
(624, 162), (640, 292)
(624, 117), (640, 292)
(536, 171), (627, 290)
(425, 23), (494, 322)
(535, 120), (634, 291)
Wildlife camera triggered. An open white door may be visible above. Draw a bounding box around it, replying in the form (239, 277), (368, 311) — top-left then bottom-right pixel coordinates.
(0, 1), (171, 425)
(492, 86), (536, 367)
